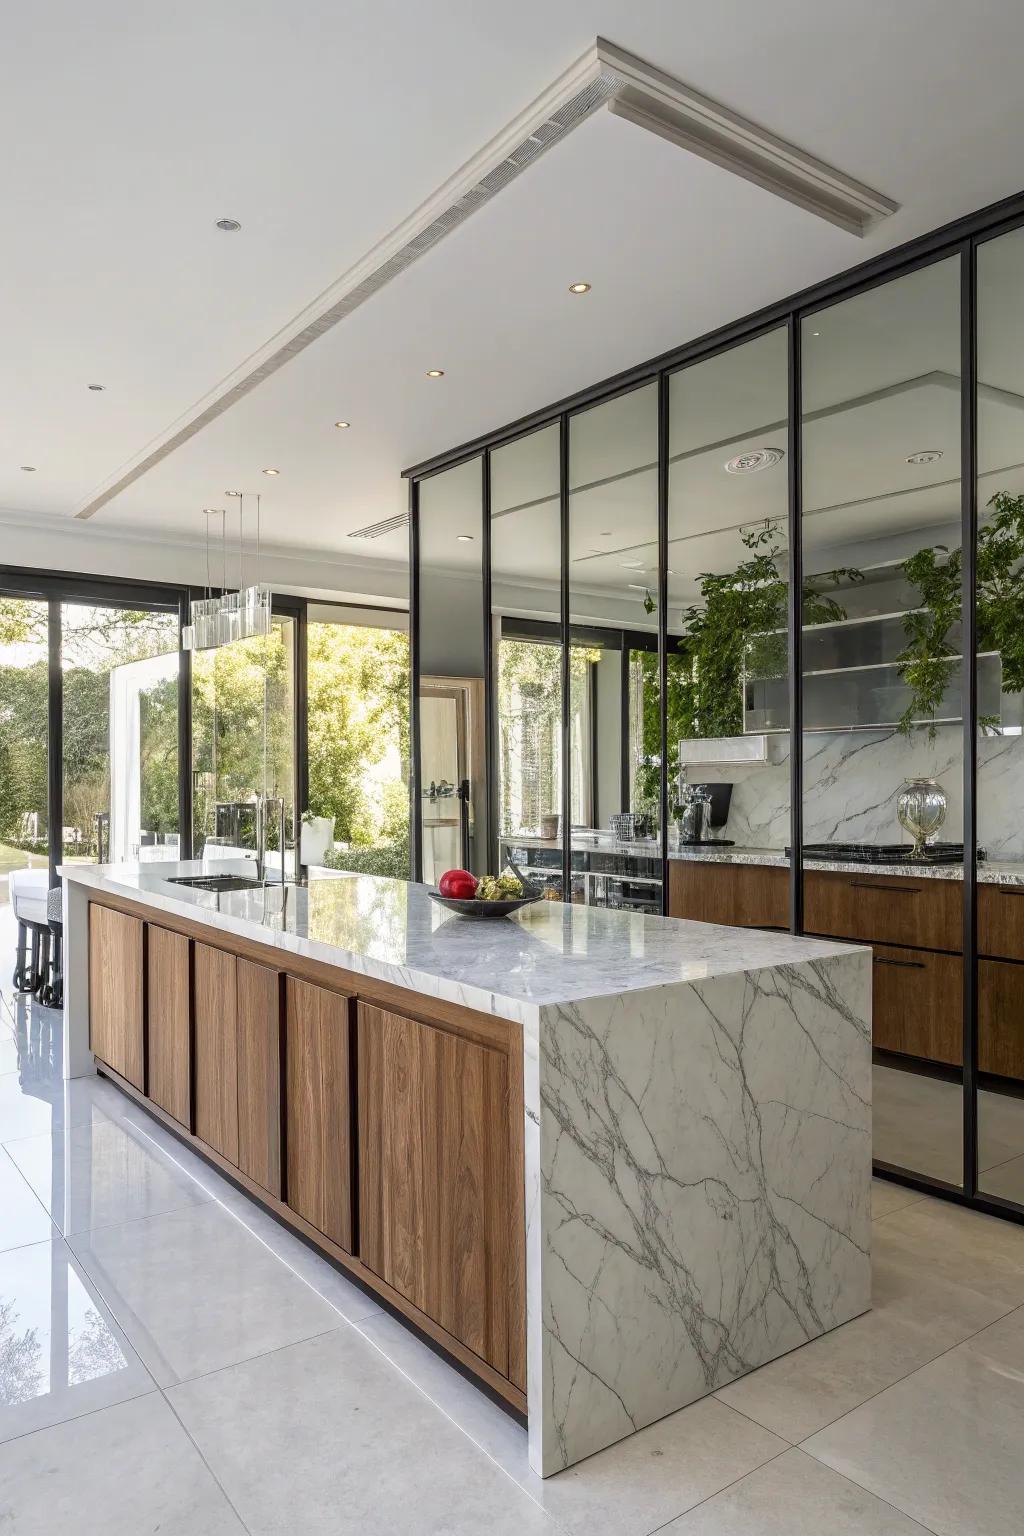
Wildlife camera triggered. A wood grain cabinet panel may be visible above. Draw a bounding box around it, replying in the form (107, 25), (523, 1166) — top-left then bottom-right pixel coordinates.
(193, 942), (239, 1165)
(146, 925), (191, 1127)
(89, 903), (144, 1089)
(285, 977), (352, 1248)
(979, 959), (1024, 1081)
(871, 943), (962, 1065)
(979, 884), (1024, 963)
(804, 870), (962, 952)
(668, 861), (788, 930)
(236, 959), (283, 1198)
(358, 1002), (512, 1375)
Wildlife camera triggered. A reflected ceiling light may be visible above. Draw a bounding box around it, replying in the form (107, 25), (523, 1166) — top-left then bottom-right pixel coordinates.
(724, 447), (785, 474)
(225, 489), (242, 497)
(810, 330), (821, 337)
(456, 534), (474, 542)
(569, 281), (591, 294)
(262, 467), (280, 475)
(906, 449), (943, 466)
(20, 464), (36, 472)
(426, 368), (445, 378)
(88, 383), (106, 392)
(216, 217), (242, 231)
(334, 420), (351, 429)
(620, 560), (646, 570)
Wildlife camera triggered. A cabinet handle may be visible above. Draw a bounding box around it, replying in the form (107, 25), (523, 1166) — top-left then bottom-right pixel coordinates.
(873, 956), (926, 969)
(849, 881), (920, 895)
(996, 886), (1024, 895)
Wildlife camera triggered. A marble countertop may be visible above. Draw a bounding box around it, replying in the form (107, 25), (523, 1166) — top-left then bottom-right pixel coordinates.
(61, 860), (861, 1026)
(668, 844), (1024, 885)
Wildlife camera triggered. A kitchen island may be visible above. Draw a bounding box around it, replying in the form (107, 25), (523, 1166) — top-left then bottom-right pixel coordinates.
(63, 861), (871, 1476)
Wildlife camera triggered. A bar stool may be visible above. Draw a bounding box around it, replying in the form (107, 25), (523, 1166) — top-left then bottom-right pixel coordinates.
(41, 885), (64, 1009)
(9, 869), (50, 995)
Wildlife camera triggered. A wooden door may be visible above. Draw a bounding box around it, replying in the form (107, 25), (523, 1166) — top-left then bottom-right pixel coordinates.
(89, 904), (144, 1089)
(979, 959), (1024, 1080)
(872, 944), (962, 1065)
(804, 869), (961, 951)
(668, 860), (788, 929)
(193, 942), (238, 1165)
(236, 959), (283, 1197)
(285, 978), (352, 1250)
(358, 1003), (511, 1373)
(146, 925), (191, 1127)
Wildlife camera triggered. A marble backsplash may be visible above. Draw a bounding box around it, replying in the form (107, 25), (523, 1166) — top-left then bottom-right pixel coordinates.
(697, 725), (1024, 858)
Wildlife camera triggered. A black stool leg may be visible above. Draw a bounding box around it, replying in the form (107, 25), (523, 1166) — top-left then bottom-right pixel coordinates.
(34, 929), (50, 997)
(14, 920), (31, 992)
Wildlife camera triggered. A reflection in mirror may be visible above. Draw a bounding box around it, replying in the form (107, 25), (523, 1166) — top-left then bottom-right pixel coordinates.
(976, 226), (1024, 1208)
(667, 329), (789, 871)
(568, 384), (662, 912)
(802, 257), (963, 1187)
(417, 458), (485, 886)
(490, 426), (564, 896)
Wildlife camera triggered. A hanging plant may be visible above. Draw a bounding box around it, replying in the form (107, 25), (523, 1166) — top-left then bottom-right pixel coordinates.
(896, 545), (962, 737)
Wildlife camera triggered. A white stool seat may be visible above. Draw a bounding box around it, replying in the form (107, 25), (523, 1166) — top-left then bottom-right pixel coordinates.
(9, 868), (49, 926)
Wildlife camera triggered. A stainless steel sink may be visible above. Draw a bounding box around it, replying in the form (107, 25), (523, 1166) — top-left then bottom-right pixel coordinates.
(166, 873), (264, 893)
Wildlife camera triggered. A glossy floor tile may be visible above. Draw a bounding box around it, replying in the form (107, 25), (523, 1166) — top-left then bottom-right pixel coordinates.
(355, 1312), (786, 1536)
(169, 1327), (554, 1536)
(0, 1238), (154, 1442)
(5, 1114), (213, 1236)
(870, 1176), (925, 1220)
(662, 1447), (933, 1534)
(0, 1392), (246, 1534)
(0, 1147), (56, 1253)
(804, 1303), (1024, 1536)
(69, 1199), (346, 1385)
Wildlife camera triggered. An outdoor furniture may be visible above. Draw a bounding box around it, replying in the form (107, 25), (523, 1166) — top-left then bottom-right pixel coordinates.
(41, 884), (64, 1008)
(9, 868), (50, 995)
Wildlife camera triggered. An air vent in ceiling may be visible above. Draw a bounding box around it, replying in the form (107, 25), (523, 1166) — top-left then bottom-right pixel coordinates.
(348, 513), (409, 540)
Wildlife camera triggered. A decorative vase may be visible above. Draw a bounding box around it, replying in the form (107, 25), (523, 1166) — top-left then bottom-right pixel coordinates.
(300, 815), (335, 866)
(896, 777), (947, 854)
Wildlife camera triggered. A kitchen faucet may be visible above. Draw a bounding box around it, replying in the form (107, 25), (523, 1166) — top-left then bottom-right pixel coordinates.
(255, 794), (287, 885)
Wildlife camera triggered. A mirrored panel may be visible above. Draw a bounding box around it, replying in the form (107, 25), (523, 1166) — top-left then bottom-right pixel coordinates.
(417, 457), (485, 885)
(802, 256), (964, 1186)
(976, 225), (1024, 1206)
(667, 329), (790, 916)
(568, 383), (661, 913)
(491, 425), (564, 896)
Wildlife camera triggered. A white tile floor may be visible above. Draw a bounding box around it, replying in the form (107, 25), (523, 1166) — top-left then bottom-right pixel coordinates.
(3, 954), (1024, 1531)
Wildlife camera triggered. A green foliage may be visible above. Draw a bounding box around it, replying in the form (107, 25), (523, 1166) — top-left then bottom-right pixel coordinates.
(977, 491), (1024, 693)
(896, 545), (961, 737)
(323, 831), (410, 880)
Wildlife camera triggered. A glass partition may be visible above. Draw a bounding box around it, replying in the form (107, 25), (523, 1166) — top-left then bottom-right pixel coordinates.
(417, 458), (485, 885)
(802, 256), (964, 1187)
(491, 425), (563, 895)
(0, 597), (50, 957)
(568, 384), (661, 911)
(668, 328), (790, 882)
(976, 226), (1024, 1207)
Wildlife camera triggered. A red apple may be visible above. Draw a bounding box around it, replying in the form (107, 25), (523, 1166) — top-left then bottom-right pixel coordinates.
(438, 868), (477, 899)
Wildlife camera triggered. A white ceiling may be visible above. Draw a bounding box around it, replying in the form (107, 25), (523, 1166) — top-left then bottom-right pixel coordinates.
(6, 1), (1024, 585)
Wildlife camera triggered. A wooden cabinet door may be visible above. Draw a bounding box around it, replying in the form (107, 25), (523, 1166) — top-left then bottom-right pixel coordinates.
(979, 959), (1024, 1080)
(236, 959), (283, 1197)
(285, 978), (352, 1250)
(194, 942), (238, 1165)
(872, 944), (962, 1065)
(147, 925), (191, 1127)
(668, 861), (788, 930)
(89, 904), (144, 1089)
(804, 870), (961, 952)
(979, 885), (1024, 962)
(358, 1003), (511, 1374)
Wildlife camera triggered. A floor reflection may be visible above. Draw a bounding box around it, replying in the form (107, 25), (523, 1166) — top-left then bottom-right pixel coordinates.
(875, 1061), (1024, 1200)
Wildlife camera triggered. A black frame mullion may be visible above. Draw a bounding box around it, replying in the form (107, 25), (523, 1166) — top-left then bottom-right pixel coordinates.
(657, 373), (670, 914)
(409, 478), (422, 883)
(786, 313), (804, 935)
(47, 600), (62, 887)
(961, 239), (980, 1198)
(559, 414), (571, 904)
(177, 592), (193, 860)
(482, 451), (497, 870)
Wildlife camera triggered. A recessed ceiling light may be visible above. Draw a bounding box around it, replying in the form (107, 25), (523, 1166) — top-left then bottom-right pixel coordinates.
(620, 560), (646, 570)
(600, 531), (612, 536)
(724, 447), (785, 475)
(216, 218), (241, 232)
(456, 534), (474, 542)
(262, 467), (280, 476)
(225, 490), (242, 498)
(811, 330), (821, 337)
(906, 449), (943, 466)
(87, 383), (106, 392)
(569, 281), (592, 294)
(426, 369), (445, 378)
(334, 420), (351, 429)
(20, 464), (36, 472)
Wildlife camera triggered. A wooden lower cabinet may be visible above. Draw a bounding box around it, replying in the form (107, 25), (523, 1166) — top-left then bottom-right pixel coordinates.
(872, 944), (962, 1065)
(358, 1002), (514, 1376)
(285, 977), (352, 1250)
(236, 959), (283, 1197)
(146, 925), (191, 1126)
(89, 904), (144, 1089)
(668, 860), (788, 929)
(804, 869), (961, 952)
(193, 942), (239, 1165)
(980, 884), (1024, 964)
(979, 959), (1024, 1080)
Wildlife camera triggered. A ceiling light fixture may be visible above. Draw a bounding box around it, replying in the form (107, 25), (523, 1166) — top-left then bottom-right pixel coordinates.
(811, 331), (821, 337)
(216, 218), (242, 232)
(724, 447), (785, 475)
(225, 490), (242, 498)
(906, 449), (943, 466)
(87, 383), (106, 392)
(262, 467), (280, 476)
(456, 534), (474, 542)
(20, 464), (36, 472)
(569, 281), (591, 294)
(334, 420), (351, 429)
(426, 369), (444, 378)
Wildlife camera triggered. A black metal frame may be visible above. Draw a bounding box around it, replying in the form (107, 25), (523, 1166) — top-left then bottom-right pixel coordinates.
(404, 182), (1024, 1223)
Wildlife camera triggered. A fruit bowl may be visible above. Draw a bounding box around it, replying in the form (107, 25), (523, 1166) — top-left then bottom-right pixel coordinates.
(426, 888), (542, 919)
